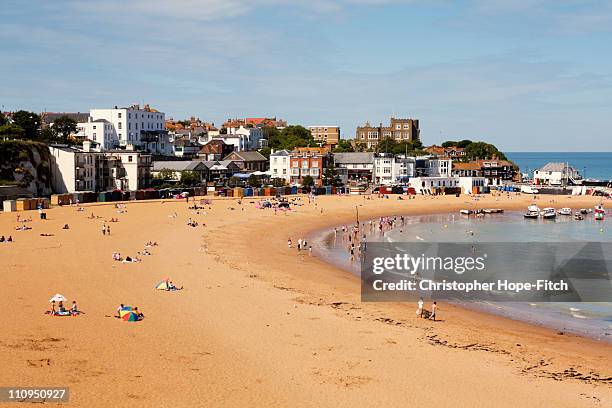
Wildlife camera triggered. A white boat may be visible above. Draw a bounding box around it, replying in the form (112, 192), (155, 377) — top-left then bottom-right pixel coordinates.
(541, 208), (556, 219)
(574, 212), (584, 221)
(483, 208), (504, 214)
(595, 205), (605, 221)
(524, 204), (540, 219)
(580, 208), (592, 214)
(460, 209), (482, 215)
(558, 208), (572, 216)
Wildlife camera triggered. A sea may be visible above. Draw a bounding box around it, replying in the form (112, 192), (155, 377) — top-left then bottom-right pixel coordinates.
(312, 212), (612, 342)
(506, 152), (612, 181)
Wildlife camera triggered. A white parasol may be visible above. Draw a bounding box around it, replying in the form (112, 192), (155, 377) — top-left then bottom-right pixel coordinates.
(49, 293), (67, 303)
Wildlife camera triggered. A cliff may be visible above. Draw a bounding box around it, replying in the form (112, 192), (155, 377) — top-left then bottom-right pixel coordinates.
(0, 140), (53, 197)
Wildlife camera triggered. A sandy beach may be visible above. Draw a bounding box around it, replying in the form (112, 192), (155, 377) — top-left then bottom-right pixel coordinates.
(1, 193), (610, 407)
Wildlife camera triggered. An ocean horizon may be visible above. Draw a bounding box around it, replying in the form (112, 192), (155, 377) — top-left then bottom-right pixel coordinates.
(505, 152), (612, 181)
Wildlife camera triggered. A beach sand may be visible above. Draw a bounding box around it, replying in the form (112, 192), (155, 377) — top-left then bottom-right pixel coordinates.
(0, 193), (610, 407)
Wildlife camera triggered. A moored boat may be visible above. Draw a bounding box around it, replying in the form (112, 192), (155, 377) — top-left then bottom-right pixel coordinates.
(595, 205), (605, 221)
(524, 204), (540, 219)
(558, 208), (572, 216)
(541, 207), (556, 219)
(483, 208), (504, 214)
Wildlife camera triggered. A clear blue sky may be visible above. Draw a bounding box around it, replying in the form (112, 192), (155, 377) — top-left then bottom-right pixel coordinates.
(1, 0), (611, 151)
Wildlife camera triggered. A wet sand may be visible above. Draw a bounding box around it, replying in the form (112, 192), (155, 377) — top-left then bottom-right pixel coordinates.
(0, 193), (610, 407)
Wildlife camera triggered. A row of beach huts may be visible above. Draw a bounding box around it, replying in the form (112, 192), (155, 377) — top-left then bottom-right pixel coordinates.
(2, 185), (359, 213)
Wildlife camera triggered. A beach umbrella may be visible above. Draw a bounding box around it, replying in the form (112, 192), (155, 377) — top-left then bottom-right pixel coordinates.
(49, 294), (67, 303)
(120, 310), (139, 321)
(155, 280), (170, 290)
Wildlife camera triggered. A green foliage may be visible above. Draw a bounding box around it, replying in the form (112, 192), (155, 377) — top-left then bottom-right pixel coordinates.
(0, 123), (26, 139)
(332, 139), (354, 153)
(441, 140), (456, 147)
(259, 146), (271, 159)
(247, 174), (261, 188)
(0, 112), (7, 126)
(322, 157), (343, 187)
(457, 139), (472, 148)
(376, 137), (423, 155)
(270, 177), (286, 187)
(301, 175), (314, 187)
(227, 176), (240, 188)
(155, 168), (176, 181)
(12, 110), (41, 140)
(463, 142), (507, 160)
(266, 125), (315, 150)
(39, 128), (60, 143)
(180, 170), (200, 186)
(52, 115), (77, 140)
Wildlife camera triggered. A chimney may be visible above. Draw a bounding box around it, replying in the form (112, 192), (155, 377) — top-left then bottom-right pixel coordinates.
(83, 140), (91, 152)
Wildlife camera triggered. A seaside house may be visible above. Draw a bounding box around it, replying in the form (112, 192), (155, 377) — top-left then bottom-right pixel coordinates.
(289, 147), (328, 187)
(50, 142), (152, 193)
(424, 145), (466, 159)
(223, 151), (268, 172)
(198, 139), (234, 161)
(333, 152), (374, 184)
(533, 162), (582, 186)
(152, 161), (209, 183)
(452, 159), (517, 186)
(269, 149), (292, 183)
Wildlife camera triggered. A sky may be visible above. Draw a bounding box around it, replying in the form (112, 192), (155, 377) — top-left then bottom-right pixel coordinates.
(1, 0), (611, 151)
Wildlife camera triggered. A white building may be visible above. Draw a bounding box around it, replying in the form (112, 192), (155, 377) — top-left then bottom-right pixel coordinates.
(457, 177), (488, 195)
(75, 118), (117, 151)
(373, 154), (395, 185)
(408, 176), (487, 195)
(409, 177), (459, 195)
(84, 104), (168, 154)
(333, 152), (374, 184)
(49, 142), (152, 193)
(534, 162), (582, 186)
(426, 158), (452, 177)
(269, 149), (291, 183)
(215, 125), (265, 151)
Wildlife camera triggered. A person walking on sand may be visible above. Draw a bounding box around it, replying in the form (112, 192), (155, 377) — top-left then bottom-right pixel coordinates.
(106, 225), (110, 235)
(429, 301), (437, 321)
(416, 297), (424, 318)
(287, 238), (292, 248)
(102, 224), (106, 236)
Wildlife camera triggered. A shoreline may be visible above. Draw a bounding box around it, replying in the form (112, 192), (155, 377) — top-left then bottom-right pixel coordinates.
(306, 210), (612, 342)
(1, 193), (611, 407)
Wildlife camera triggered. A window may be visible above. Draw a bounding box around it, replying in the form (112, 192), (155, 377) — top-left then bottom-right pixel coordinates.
(403, 123), (410, 129)
(128, 123), (131, 130)
(282, 169), (286, 175)
(128, 113), (131, 119)
(118, 113), (122, 118)
(128, 156), (133, 162)
(301, 160), (308, 168)
(135, 123), (138, 130)
(311, 160), (318, 167)
(396, 124), (401, 130)
(118, 122), (122, 129)
(93, 125), (97, 129)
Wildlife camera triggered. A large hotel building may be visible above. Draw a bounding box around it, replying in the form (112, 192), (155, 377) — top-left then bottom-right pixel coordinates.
(355, 118), (420, 149)
(308, 125), (340, 147)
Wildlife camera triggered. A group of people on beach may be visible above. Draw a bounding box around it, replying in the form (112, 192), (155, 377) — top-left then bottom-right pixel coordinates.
(416, 298), (438, 321)
(48, 300), (80, 316)
(287, 237), (313, 256)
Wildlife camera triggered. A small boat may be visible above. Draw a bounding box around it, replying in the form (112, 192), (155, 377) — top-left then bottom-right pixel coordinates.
(541, 208), (557, 219)
(524, 204), (540, 219)
(580, 208), (591, 214)
(574, 212), (584, 221)
(483, 208), (504, 214)
(558, 208), (572, 216)
(595, 205), (605, 221)
(460, 209), (482, 215)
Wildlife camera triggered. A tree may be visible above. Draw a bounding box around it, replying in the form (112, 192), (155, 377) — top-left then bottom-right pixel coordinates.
(180, 170), (200, 186)
(301, 175), (314, 188)
(39, 127), (59, 143)
(0, 112), (7, 126)
(258, 146), (271, 159)
(0, 123), (25, 140)
(227, 176), (240, 188)
(267, 125), (316, 150)
(12, 111), (41, 140)
(464, 142), (507, 160)
(270, 177), (286, 187)
(332, 139), (354, 153)
(457, 139), (473, 148)
(322, 156), (343, 187)
(52, 115), (77, 141)
(441, 140), (457, 147)
(247, 174), (261, 188)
